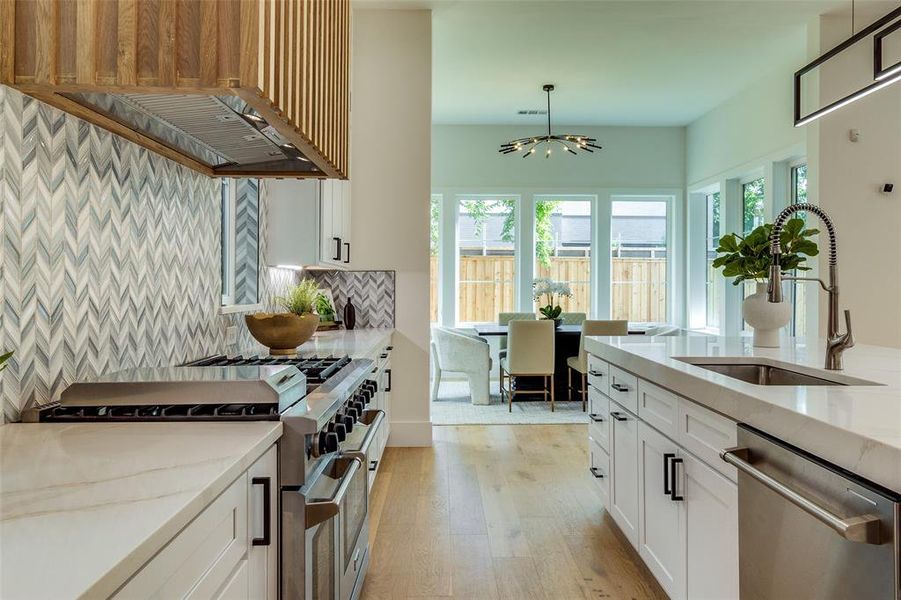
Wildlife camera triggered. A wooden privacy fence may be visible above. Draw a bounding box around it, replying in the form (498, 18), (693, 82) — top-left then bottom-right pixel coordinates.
(429, 256), (667, 323)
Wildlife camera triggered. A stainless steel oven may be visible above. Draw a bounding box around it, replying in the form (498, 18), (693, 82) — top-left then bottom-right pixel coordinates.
(723, 425), (900, 600)
(301, 454), (370, 600)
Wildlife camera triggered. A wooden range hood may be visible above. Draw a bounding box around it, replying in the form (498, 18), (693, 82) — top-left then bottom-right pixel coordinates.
(0, 0), (350, 179)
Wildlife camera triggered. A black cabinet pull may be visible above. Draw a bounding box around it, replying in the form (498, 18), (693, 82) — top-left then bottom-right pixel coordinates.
(610, 411), (628, 422)
(589, 467), (605, 479)
(251, 477), (272, 546)
(663, 453), (675, 495)
(611, 383), (629, 392)
(588, 413), (604, 423)
(589, 370), (604, 377)
(333, 237), (342, 261)
(670, 457), (684, 501)
(343, 242), (351, 264)
(386, 346), (393, 351)
(385, 368), (392, 392)
(369, 460), (379, 472)
(380, 353), (388, 359)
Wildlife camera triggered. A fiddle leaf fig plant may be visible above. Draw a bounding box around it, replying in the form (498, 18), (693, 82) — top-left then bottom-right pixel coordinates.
(713, 218), (819, 286)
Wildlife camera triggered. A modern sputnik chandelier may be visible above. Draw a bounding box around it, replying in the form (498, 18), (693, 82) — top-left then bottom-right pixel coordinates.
(499, 84), (602, 158)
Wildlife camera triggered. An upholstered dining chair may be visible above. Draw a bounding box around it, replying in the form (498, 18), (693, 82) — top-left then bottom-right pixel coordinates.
(431, 328), (492, 405)
(566, 320), (628, 410)
(497, 312), (536, 379)
(500, 319), (556, 412)
(561, 312), (587, 325)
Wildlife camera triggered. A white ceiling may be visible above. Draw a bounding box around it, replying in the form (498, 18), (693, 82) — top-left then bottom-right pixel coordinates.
(405, 0), (887, 126)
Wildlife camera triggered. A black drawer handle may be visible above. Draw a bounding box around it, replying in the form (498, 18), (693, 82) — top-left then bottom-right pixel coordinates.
(370, 460), (379, 472)
(589, 467), (605, 479)
(670, 457), (684, 502)
(343, 242), (351, 264)
(610, 411), (628, 422)
(589, 413), (604, 423)
(333, 237), (342, 261)
(251, 477), (271, 546)
(386, 346), (393, 351)
(385, 368), (392, 392)
(663, 453), (675, 495)
(589, 370), (604, 377)
(611, 383), (629, 392)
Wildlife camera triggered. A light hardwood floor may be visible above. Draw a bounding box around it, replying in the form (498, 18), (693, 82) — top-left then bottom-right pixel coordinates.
(361, 424), (668, 600)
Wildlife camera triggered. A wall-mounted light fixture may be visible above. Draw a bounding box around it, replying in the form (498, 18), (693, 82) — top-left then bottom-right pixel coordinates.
(794, 5), (901, 127)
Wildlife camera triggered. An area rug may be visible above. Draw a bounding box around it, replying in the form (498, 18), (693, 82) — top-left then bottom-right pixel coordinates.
(431, 380), (589, 425)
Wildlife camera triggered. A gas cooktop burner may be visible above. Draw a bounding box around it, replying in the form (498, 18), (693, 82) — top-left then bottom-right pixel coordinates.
(185, 355), (352, 389)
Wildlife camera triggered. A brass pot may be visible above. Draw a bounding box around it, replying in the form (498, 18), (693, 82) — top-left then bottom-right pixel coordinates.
(244, 312), (320, 355)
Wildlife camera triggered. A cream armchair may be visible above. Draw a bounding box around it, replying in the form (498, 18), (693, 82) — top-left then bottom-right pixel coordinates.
(431, 328), (492, 405)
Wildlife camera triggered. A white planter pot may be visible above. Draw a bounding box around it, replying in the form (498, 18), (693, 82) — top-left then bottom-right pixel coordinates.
(742, 282), (792, 347)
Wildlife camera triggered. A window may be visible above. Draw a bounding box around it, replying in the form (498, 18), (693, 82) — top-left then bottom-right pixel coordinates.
(221, 178), (260, 308)
(430, 195), (441, 323)
(705, 192), (723, 331)
(534, 197), (592, 315)
(611, 199), (668, 323)
(457, 197), (517, 323)
(791, 164), (809, 336)
(741, 177), (766, 330)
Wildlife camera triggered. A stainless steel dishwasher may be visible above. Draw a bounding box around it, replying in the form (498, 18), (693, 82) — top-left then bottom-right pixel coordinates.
(721, 425), (900, 600)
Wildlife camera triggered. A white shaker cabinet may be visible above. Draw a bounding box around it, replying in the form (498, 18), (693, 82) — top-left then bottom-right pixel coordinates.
(266, 178), (352, 270)
(638, 422), (684, 600)
(113, 445), (278, 600)
(609, 401), (640, 547)
(587, 352), (739, 600)
(682, 452), (739, 600)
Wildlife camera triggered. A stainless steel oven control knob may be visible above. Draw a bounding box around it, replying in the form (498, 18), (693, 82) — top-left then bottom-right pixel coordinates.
(319, 430), (339, 455)
(333, 422), (347, 442)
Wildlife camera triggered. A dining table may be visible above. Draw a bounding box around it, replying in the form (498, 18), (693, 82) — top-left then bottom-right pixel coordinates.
(473, 322), (651, 401)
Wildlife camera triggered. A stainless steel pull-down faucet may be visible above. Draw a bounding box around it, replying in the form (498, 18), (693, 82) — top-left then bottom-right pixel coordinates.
(767, 203), (853, 370)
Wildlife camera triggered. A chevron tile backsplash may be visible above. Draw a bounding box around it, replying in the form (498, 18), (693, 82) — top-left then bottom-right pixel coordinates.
(0, 86), (296, 422)
(307, 271), (395, 329)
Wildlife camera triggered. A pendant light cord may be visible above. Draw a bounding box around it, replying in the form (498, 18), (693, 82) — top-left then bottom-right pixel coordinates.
(546, 88), (552, 137)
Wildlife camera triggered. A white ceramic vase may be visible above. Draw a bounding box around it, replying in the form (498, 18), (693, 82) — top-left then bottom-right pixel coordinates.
(742, 282), (792, 347)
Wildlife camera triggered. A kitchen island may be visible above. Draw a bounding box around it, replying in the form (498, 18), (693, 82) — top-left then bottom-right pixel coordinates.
(0, 421), (282, 599)
(585, 335), (901, 492)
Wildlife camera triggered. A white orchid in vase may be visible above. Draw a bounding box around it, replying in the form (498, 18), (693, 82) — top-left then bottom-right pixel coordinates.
(532, 278), (573, 323)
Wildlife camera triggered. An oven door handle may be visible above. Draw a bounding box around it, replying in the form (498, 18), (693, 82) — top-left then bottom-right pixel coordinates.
(305, 456), (363, 528)
(341, 410), (386, 463)
(721, 447), (882, 544)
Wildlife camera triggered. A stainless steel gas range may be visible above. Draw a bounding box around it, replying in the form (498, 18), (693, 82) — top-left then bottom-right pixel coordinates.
(25, 354), (387, 600)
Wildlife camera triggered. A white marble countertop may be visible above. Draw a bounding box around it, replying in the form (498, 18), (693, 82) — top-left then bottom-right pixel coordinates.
(0, 421), (282, 599)
(294, 327), (394, 359)
(585, 335), (901, 493)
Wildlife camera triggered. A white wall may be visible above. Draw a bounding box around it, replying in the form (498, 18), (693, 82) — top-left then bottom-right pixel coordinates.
(812, 14), (901, 348)
(351, 9), (432, 445)
(686, 64), (806, 187)
(433, 124), (685, 189)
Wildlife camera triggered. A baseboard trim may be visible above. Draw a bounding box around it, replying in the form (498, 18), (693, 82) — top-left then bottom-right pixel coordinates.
(387, 420), (433, 447)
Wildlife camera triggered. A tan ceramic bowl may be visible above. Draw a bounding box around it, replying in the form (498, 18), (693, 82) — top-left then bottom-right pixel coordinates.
(245, 312), (320, 355)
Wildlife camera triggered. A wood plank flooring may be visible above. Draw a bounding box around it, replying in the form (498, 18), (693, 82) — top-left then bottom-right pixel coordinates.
(360, 424), (668, 600)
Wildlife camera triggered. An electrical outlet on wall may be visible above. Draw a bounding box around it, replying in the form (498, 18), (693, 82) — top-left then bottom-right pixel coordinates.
(225, 325), (238, 346)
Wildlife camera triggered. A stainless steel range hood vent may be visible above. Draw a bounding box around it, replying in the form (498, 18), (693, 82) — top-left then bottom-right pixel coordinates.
(61, 92), (320, 176)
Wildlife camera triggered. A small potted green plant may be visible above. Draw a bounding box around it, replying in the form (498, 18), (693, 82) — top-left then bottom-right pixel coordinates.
(532, 278), (573, 328)
(315, 292), (340, 331)
(713, 218), (818, 346)
(245, 278), (321, 355)
(0, 350), (13, 373)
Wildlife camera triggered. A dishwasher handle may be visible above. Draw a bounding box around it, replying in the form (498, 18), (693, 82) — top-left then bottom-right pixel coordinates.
(721, 447), (882, 544)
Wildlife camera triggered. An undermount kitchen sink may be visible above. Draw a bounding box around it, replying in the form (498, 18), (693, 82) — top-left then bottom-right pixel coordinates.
(675, 358), (882, 386)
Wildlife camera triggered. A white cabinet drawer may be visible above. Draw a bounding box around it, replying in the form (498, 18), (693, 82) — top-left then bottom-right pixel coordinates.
(587, 355), (610, 396)
(608, 365), (639, 414)
(677, 399), (737, 481)
(588, 386), (610, 452)
(588, 438), (610, 508)
(637, 379), (679, 439)
(115, 474), (248, 599)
